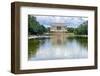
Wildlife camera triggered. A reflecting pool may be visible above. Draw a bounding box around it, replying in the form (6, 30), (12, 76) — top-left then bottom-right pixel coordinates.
(28, 34), (88, 61)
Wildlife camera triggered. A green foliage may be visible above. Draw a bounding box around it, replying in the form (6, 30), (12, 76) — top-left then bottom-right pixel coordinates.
(74, 21), (88, 35)
(67, 21), (88, 35)
(67, 27), (74, 33)
(28, 15), (47, 35)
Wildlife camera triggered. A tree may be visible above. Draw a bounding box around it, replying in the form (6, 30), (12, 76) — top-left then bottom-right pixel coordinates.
(28, 15), (47, 35)
(74, 21), (88, 35)
(67, 27), (74, 33)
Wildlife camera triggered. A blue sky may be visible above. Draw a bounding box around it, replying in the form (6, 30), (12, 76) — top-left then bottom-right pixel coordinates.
(31, 15), (88, 28)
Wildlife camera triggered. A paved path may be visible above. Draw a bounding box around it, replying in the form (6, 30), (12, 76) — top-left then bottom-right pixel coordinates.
(28, 35), (51, 39)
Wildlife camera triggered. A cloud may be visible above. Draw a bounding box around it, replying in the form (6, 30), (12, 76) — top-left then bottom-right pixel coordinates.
(33, 15), (88, 28)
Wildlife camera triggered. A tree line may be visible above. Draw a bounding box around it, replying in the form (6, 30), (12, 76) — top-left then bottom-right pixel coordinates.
(28, 15), (49, 35)
(67, 21), (88, 35)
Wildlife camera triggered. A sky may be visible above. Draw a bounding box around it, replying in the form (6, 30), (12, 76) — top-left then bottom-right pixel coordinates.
(30, 15), (88, 28)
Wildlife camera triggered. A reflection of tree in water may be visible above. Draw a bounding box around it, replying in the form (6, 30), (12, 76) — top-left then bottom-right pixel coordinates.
(28, 39), (39, 59)
(39, 38), (47, 45)
(28, 38), (47, 59)
(66, 36), (88, 49)
(76, 37), (88, 48)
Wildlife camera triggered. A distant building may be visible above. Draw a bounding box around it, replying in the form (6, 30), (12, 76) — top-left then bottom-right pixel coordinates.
(50, 23), (67, 32)
(50, 17), (67, 32)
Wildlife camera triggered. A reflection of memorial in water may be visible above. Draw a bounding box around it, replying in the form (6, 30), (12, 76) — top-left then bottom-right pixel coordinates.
(51, 32), (66, 45)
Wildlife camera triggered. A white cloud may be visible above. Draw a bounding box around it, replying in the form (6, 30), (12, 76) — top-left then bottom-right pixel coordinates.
(31, 15), (88, 28)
